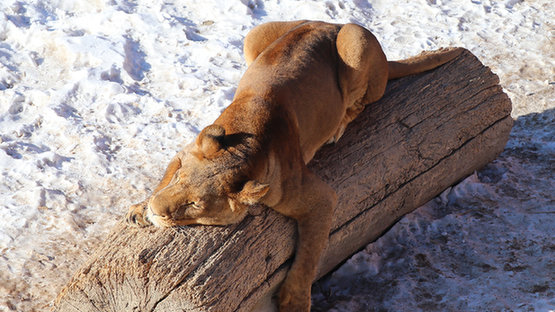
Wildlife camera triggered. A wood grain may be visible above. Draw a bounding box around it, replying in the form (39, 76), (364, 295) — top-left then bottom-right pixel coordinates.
(54, 49), (512, 312)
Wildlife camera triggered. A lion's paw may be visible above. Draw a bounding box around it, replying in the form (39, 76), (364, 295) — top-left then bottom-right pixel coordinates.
(279, 278), (311, 312)
(126, 202), (151, 227)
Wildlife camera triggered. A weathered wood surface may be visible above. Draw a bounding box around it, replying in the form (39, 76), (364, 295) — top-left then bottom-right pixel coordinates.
(54, 49), (512, 312)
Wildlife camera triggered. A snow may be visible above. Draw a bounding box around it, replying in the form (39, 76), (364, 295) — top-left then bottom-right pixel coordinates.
(0, 0), (553, 311)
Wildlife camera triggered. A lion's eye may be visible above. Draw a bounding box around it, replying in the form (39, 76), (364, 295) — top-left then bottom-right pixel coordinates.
(185, 202), (201, 210)
(171, 176), (180, 184)
(178, 202), (196, 211)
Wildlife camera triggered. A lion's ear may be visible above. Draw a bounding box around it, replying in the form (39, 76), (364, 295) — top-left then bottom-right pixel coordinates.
(238, 180), (270, 205)
(192, 124), (226, 159)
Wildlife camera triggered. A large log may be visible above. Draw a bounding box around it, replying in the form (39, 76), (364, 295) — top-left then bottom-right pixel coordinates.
(54, 49), (512, 312)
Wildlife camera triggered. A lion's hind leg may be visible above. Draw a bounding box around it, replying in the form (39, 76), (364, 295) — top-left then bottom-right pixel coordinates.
(331, 23), (389, 143)
(243, 20), (308, 66)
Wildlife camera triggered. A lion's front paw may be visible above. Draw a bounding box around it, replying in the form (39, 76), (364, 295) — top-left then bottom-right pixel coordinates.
(279, 278), (311, 312)
(126, 202), (152, 227)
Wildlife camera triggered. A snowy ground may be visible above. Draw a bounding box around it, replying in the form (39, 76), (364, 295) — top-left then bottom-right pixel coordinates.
(0, 0), (553, 311)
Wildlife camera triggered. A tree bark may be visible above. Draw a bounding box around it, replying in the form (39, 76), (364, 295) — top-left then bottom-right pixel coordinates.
(54, 49), (512, 312)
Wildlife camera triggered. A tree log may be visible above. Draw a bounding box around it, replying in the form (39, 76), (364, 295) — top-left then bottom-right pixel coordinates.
(54, 49), (512, 312)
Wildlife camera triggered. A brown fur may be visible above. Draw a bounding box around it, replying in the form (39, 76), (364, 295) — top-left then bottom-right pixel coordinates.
(126, 21), (464, 311)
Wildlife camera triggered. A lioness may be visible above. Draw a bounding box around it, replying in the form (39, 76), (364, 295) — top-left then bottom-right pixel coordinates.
(127, 20), (463, 311)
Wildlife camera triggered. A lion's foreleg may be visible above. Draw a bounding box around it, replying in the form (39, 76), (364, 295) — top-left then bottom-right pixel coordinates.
(126, 148), (186, 226)
(151, 153), (183, 194)
(278, 172), (336, 312)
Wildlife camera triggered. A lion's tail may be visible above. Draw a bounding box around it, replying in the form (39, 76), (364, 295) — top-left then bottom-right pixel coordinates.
(387, 47), (465, 80)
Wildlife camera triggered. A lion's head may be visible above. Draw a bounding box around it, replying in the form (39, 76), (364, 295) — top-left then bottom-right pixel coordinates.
(145, 124), (270, 227)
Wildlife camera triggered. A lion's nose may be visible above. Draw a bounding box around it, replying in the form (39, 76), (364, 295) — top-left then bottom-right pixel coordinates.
(148, 194), (172, 218)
